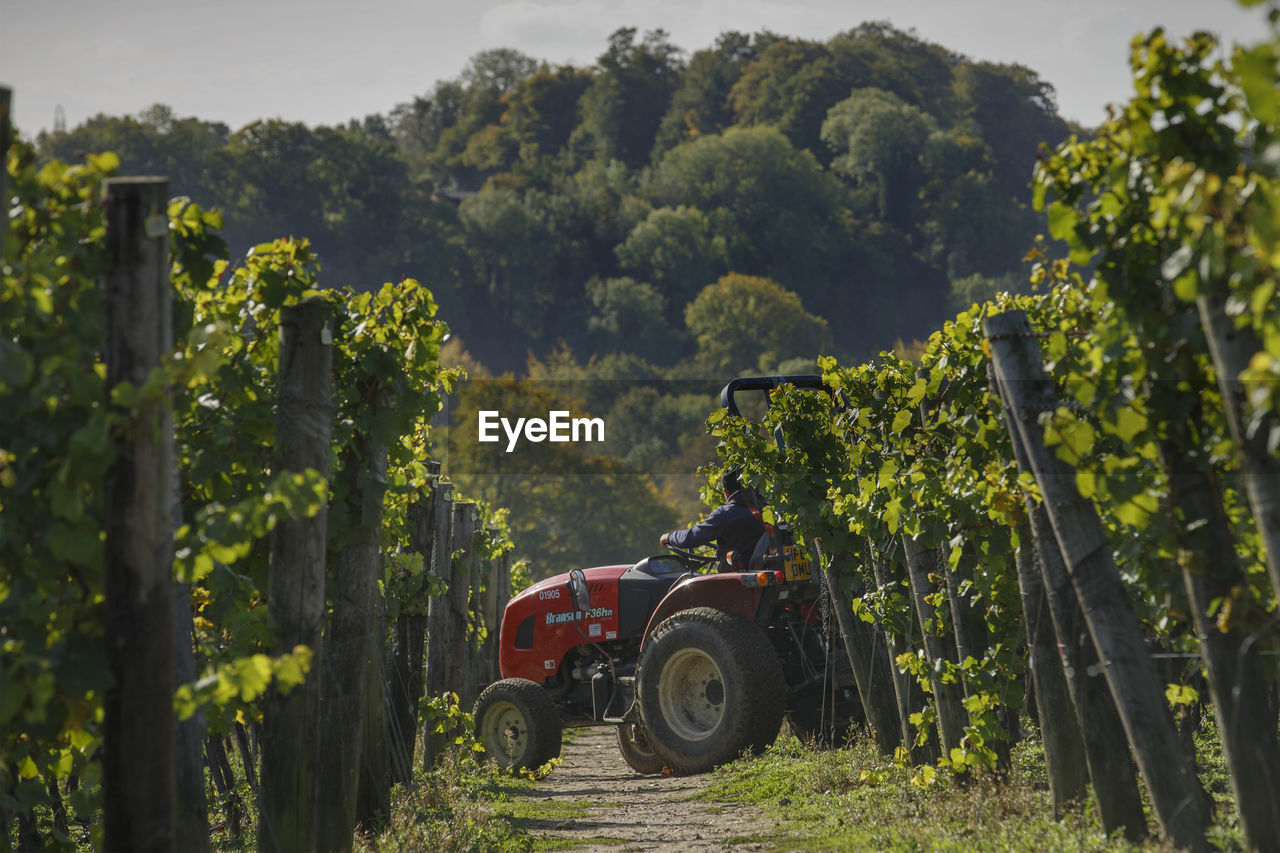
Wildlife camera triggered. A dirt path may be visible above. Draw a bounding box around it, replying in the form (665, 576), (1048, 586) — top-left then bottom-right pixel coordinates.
(518, 726), (784, 851)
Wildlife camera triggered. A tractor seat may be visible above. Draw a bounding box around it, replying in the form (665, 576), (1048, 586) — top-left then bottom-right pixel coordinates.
(617, 556), (686, 638)
(746, 531), (772, 573)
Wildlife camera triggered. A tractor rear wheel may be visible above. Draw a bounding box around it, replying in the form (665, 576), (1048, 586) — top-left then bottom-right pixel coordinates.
(637, 607), (784, 774)
(616, 721), (665, 774)
(473, 678), (562, 771)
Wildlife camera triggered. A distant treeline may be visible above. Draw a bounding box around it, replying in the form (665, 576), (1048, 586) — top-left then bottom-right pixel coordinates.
(38, 22), (1077, 375)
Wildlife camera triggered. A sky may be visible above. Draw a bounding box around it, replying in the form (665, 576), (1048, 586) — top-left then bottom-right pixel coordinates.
(3, 0), (1271, 138)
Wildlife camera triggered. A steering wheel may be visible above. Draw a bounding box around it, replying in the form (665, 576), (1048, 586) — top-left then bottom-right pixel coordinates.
(664, 544), (718, 572)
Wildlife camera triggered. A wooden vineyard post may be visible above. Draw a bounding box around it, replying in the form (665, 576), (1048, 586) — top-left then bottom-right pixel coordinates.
(480, 544), (511, 685)
(942, 545), (986, 686)
(171, 465), (210, 853)
(1012, 521), (1088, 816)
(988, 362), (1138, 832)
(423, 479), (453, 700)
(316, 430), (388, 851)
(985, 309), (1210, 850)
(355, 603), (391, 833)
(900, 534), (968, 756)
(478, 525), (498, 687)
(1156, 426), (1280, 849)
(390, 462), (442, 784)
(814, 541), (901, 755)
(1196, 285), (1280, 602)
(448, 502), (477, 703)
(422, 478), (454, 769)
(1017, 444), (1146, 838)
(260, 297), (331, 853)
(1, 86), (10, 250)
(102, 177), (176, 852)
(867, 540), (937, 763)
(464, 518), (485, 701)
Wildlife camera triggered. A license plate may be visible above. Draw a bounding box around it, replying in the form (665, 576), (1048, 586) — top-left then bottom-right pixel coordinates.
(783, 545), (811, 582)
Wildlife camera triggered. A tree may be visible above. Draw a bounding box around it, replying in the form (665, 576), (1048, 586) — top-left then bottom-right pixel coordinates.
(614, 205), (735, 306)
(822, 88), (938, 230)
(826, 22), (959, 123)
(38, 105), (230, 206)
(458, 186), (595, 365)
(389, 81), (467, 178)
(585, 277), (687, 363)
(420, 48), (539, 188)
(952, 61), (1069, 201)
(652, 30), (775, 155)
(501, 64), (593, 177)
(643, 126), (846, 296)
(683, 274), (832, 374)
(917, 123), (1037, 278)
(572, 27), (685, 168)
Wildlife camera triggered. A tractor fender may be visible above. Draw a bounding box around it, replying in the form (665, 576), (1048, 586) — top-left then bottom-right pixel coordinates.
(640, 574), (764, 650)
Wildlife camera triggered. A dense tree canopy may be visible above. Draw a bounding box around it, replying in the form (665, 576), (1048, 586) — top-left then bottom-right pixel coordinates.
(35, 21), (1079, 375)
(684, 273), (832, 374)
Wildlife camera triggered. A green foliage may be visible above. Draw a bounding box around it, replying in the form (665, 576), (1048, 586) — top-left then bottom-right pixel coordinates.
(3, 122), (462, 839)
(572, 27), (685, 169)
(643, 125), (847, 285)
(419, 692), (478, 748)
(174, 646), (314, 730)
(584, 275), (686, 363)
(37, 23), (1080, 374)
(699, 720), (1244, 851)
(444, 372), (679, 577)
(823, 87), (938, 227)
(684, 273), (832, 374)
(1, 142), (118, 820)
(613, 204), (734, 305)
(1032, 23), (1280, 628)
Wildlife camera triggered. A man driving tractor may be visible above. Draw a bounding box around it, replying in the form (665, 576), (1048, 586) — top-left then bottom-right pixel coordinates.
(658, 468), (765, 572)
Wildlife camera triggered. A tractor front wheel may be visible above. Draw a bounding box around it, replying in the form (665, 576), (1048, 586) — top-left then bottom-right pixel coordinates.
(473, 678), (562, 772)
(637, 607), (784, 774)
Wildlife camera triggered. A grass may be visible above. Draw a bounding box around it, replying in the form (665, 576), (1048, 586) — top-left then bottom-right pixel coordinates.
(355, 748), (541, 853)
(33, 709), (1249, 852)
(696, 713), (1248, 853)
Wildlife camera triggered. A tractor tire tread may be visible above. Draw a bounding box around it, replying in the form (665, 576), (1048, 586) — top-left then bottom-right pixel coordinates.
(473, 677), (563, 771)
(637, 606), (784, 774)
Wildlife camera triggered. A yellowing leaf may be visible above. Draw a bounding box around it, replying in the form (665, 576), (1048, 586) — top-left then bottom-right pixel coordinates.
(233, 654), (273, 702)
(1114, 407), (1148, 443)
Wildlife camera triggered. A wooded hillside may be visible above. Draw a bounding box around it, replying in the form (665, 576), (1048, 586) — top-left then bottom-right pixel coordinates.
(37, 23), (1075, 375)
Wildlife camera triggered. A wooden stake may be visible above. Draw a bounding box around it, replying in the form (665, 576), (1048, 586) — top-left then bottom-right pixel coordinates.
(985, 309), (1209, 850)
(814, 541), (902, 755)
(260, 297), (331, 853)
(449, 502), (477, 703)
(422, 478), (453, 770)
(901, 534), (968, 756)
(1196, 286), (1280, 601)
(1, 87), (11, 253)
(103, 176), (176, 853)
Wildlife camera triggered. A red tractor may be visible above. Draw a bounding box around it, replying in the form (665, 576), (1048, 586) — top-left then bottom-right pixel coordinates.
(472, 376), (860, 775)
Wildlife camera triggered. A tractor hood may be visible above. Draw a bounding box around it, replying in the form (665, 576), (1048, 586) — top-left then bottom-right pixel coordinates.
(499, 556), (692, 683)
(509, 564), (633, 609)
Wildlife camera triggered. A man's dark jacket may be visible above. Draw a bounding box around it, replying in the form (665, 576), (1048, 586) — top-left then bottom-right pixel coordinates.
(666, 489), (766, 571)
